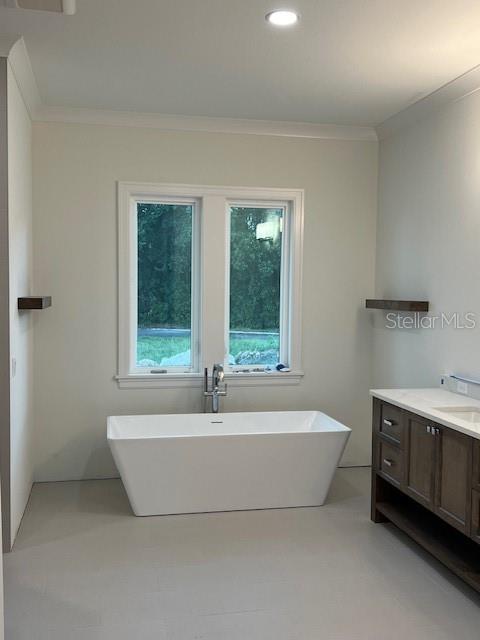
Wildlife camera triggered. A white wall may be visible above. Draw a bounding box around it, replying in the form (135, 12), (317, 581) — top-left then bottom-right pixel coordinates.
(7, 63), (34, 543)
(32, 122), (378, 481)
(0, 57), (11, 554)
(374, 90), (480, 388)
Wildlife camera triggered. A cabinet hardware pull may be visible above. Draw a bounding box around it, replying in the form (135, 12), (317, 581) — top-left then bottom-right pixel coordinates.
(427, 426), (431, 433)
(383, 458), (394, 467)
(383, 419), (394, 427)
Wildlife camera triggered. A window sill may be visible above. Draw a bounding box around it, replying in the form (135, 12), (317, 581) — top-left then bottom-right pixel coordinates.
(115, 371), (304, 389)
(226, 371), (304, 387)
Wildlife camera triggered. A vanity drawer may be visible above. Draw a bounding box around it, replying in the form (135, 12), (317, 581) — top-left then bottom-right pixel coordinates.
(376, 439), (404, 487)
(376, 402), (405, 447)
(473, 442), (480, 491)
(472, 490), (480, 545)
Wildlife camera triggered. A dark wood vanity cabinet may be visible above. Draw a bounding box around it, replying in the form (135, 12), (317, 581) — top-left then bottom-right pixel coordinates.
(472, 490), (480, 545)
(372, 398), (480, 593)
(377, 401), (405, 447)
(434, 426), (472, 534)
(404, 415), (472, 532)
(405, 414), (436, 509)
(472, 442), (480, 544)
(473, 440), (480, 490)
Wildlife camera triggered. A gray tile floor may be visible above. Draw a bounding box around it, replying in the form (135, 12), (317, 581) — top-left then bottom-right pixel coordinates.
(4, 467), (480, 639)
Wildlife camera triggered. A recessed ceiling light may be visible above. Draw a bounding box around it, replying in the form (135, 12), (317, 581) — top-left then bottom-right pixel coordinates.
(265, 10), (299, 27)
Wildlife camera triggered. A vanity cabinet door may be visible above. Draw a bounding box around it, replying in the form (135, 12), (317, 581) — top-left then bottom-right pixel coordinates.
(473, 441), (480, 491)
(405, 415), (436, 509)
(434, 426), (472, 535)
(472, 490), (480, 545)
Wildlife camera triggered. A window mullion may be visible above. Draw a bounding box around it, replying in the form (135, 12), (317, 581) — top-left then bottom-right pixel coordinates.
(200, 195), (227, 371)
(129, 198), (139, 373)
(280, 205), (290, 366)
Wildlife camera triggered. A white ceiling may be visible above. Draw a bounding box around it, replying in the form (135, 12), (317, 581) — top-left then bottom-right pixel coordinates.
(2, 0), (480, 126)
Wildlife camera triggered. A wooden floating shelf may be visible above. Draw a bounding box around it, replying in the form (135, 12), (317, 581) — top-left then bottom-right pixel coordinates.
(366, 299), (429, 312)
(18, 296), (52, 310)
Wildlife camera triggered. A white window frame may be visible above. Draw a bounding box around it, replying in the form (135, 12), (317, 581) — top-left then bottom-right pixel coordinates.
(225, 200), (291, 372)
(127, 195), (201, 375)
(116, 182), (304, 389)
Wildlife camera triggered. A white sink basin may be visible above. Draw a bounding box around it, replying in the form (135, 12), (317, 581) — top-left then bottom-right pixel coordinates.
(434, 406), (480, 423)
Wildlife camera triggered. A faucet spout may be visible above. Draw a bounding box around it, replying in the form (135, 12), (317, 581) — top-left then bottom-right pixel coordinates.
(204, 364), (228, 413)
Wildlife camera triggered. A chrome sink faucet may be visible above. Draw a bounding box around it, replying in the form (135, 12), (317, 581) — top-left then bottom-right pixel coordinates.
(204, 364), (228, 413)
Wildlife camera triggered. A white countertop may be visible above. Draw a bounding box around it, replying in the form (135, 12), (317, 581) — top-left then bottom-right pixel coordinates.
(370, 388), (480, 440)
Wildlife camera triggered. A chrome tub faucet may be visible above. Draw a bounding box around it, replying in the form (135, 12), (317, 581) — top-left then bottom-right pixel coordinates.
(204, 364), (228, 413)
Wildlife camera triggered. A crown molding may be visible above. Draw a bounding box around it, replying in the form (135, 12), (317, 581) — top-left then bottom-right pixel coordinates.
(2, 0), (76, 13)
(34, 105), (378, 141)
(1, 36), (42, 118)
(376, 63), (480, 140)
(0, 33), (20, 57)
(7, 29), (480, 143)
(7, 37), (41, 118)
(3, 33), (377, 141)
(4, 32), (376, 141)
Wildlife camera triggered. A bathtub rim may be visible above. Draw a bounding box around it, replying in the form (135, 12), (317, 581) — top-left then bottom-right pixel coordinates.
(107, 410), (351, 441)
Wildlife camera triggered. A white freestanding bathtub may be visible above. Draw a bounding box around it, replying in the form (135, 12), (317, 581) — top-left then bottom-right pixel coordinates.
(107, 411), (351, 516)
